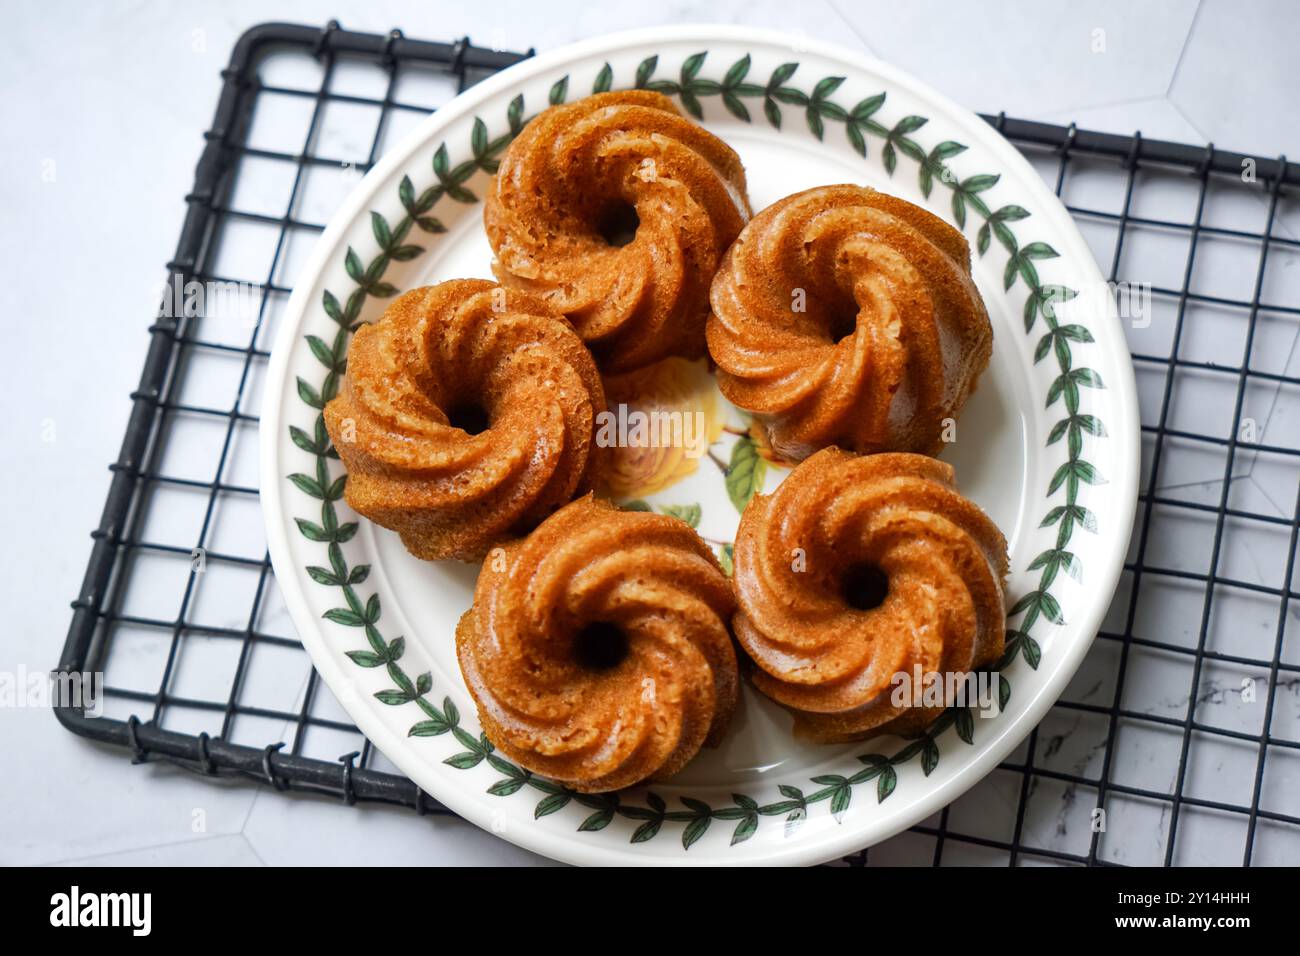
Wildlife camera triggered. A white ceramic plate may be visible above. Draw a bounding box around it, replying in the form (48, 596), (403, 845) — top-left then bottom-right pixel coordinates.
(261, 25), (1139, 865)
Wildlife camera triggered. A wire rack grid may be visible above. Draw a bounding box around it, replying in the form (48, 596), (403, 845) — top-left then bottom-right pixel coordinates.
(57, 21), (1300, 866)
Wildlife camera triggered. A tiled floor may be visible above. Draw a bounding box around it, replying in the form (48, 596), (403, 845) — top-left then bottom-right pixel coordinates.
(6, 0), (1298, 866)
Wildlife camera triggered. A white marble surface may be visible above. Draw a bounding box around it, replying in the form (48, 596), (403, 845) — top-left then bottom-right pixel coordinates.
(3, 0), (1298, 867)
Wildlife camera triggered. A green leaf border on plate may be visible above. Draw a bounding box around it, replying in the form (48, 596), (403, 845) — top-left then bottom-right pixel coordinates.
(286, 52), (1104, 850)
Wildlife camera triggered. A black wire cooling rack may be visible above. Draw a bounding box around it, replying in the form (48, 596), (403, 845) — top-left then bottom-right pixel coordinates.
(57, 21), (1300, 866)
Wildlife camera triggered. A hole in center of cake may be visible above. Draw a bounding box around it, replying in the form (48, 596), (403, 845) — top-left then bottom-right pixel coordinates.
(828, 307), (859, 344)
(596, 202), (640, 247)
(446, 401), (490, 436)
(841, 563), (889, 611)
(572, 621), (629, 671)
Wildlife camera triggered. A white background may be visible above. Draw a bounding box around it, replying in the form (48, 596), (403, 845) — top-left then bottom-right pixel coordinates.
(2, 0), (1296, 866)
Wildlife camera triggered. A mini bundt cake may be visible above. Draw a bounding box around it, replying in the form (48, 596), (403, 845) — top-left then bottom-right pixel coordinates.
(322, 280), (605, 562)
(485, 90), (751, 373)
(707, 185), (992, 462)
(456, 495), (739, 792)
(731, 449), (1008, 743)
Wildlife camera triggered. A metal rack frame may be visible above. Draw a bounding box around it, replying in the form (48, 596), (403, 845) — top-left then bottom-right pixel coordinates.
(56, 20), (1300, 865)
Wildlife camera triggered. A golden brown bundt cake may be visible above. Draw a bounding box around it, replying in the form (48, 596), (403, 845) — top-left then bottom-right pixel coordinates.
(456, 495), (739, 792)
(322, 280), (605, 562)
(731, 449), (1008, 743)
(707, 185), (992, 462)
(484, 90), (751, 373)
